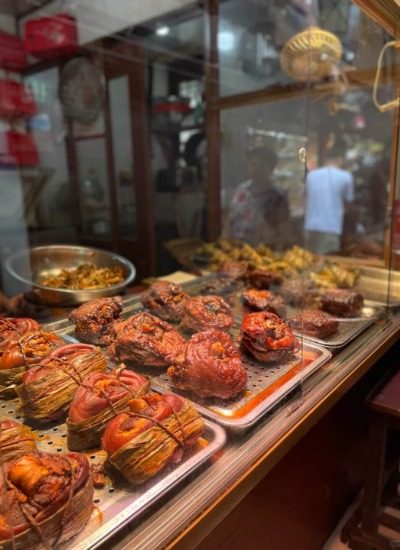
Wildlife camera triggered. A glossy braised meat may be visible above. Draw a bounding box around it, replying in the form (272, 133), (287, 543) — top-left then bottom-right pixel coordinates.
(17, 343), (107, 421)
(69, 296), (123, 345)
(0, 452), (93, 548)
(181, 295), (234, 332)
(218, 260), (248, 281)
(0, 317), (40, 356)
(279, 278), (319, 307)
(67, 367), (150, 450)
(0, 330), (63, 372)
(168, 329), (247, 399)
(242, 288), (287, 318)
(247, 269), (283, 289)
(140, 280), (188, 322)
(287, 309), (339, 339)
(0, 419), (36, 462)
(110, 312), (185, 367)
(102, 392), (204, 484)
(320, 289), (364, 318)
(241, 311), (298, 363)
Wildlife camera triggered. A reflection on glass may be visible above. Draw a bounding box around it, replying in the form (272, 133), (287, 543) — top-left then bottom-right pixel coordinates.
(109, 75), (138, 239)
(76, 138), (111, 239)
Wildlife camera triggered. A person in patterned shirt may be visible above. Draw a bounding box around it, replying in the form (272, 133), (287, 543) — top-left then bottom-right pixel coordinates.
(223, 147), (290, 249)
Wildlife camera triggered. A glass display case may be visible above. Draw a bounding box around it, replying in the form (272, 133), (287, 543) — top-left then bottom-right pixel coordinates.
(1, 1), (400, 549)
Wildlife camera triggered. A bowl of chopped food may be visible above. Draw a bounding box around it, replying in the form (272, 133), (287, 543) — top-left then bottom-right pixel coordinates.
(5, 245), (136, 306)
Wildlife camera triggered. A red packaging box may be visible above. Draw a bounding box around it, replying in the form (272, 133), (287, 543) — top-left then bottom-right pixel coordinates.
(0, 30), (27, 71)
(24, 13), (78, 59)
(0, 132), (39, 166)
(0, 80), (36, 118)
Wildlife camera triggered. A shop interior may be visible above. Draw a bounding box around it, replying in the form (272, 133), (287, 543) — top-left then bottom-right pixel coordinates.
(1, 1), (400, 549)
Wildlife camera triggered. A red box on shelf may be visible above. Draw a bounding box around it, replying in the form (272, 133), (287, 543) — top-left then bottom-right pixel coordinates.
(0, 80), (36, 118)
(0, 31), (27, 71)
(0, 132), (39, 166)
(24, 13), (78, 59)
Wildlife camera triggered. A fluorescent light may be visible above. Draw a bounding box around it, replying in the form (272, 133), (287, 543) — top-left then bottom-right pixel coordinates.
(156, 26), (170, 37)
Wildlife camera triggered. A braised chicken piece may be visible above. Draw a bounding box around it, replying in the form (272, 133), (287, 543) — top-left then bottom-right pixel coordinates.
(241, 311), (298, 363)
(242, 288), (287, 318)
(168, 329), (247, 399)
(110, 312), (185, 367)
(69, 296), (123, 345)
(181, 295), (234, 333)
(287, 309), (339, 339)
(140, 280), (188, 322)
(320, 289), (364, 318)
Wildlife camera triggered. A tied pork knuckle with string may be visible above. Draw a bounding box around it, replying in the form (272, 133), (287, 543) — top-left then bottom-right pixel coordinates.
(102, 392), (204, 484)
(0, 451), (93, 550)
(0, 331), (64, 392)
(0, 419), (36, 463)
(16, 343), (107, 421)
(67, 367), (150, 450)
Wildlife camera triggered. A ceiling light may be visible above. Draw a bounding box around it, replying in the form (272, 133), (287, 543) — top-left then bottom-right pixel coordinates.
(156, 26), (170, 37)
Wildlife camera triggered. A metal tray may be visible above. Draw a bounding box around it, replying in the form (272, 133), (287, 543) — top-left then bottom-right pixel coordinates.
(151, 342), (331, 431)
(54, 281), (331, 432)
(289, 301), (385, 349)
(0, 395), (226, 550)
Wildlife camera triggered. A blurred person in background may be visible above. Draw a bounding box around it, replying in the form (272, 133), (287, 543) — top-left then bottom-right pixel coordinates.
(223, 147), (290, 250)
(304, 145), (354, 254)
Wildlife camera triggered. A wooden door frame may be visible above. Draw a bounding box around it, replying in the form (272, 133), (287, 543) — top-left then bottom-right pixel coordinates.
(102, 39), (156, 276)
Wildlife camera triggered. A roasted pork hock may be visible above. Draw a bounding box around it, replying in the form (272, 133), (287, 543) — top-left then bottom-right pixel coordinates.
(0, 317), (40, 356)
(140, 281), (188, 322)
(0, 452), (93, 550)
(67, 367), (150, 450)
(181, 295), (234, 333)
(110, 312), (185, 367)
(287, 309), (339, 339)
(247, 269), (283, 289)
(0, 419), (36, 463)
(242, 288), (287, 318)
(279, 278), (319, 307)
(168, 329), (247, 399)
(17, 343), (107, 421)
(0, 331), (64, 391)
(102, 392), (204, 484)
(241, 311), (298, 363)
(320, 289), (364, 318)
(69, 296), (123, 345)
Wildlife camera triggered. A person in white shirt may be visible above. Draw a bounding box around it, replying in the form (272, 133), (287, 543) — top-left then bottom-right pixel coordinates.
(304, 145), (354, 254)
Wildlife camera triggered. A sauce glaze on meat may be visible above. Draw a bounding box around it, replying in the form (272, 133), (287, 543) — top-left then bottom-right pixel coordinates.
(168, 329), (247, 399)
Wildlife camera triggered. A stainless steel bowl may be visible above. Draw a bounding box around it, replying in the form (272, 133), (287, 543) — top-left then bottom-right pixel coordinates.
(5, 245), (136, 306)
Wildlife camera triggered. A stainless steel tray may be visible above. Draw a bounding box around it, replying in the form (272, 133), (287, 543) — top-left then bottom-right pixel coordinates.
(53, 281), (331, 432)
(290, 301), (385, 349)
(151, 342), (331, 431)
(0, 395), (226, 550)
